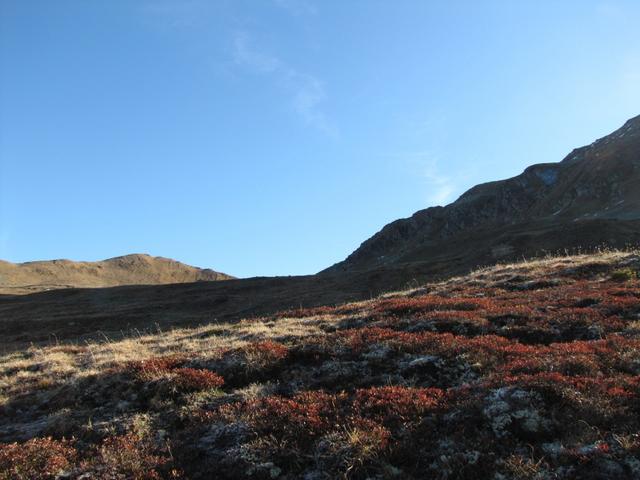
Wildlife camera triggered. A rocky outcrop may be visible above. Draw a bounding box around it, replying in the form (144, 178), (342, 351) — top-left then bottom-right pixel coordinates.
(324, 115), (640, 273)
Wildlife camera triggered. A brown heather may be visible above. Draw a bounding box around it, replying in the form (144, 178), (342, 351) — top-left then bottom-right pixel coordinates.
(1, 251), (639, 479)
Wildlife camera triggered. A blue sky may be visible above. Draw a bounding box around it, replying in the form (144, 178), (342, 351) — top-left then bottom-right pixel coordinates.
(1, 0), (639, 277)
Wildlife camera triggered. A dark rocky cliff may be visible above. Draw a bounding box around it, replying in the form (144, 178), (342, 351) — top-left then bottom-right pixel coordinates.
(324, 115), (640, 273)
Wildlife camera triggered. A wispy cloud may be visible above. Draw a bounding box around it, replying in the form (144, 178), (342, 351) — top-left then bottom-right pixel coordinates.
(422, 158), (455, 206)
(233, 33), (281, 73)
(382, 151), (458, 206)
(233, 32), (335, 136)
(273, 0), (318, 16)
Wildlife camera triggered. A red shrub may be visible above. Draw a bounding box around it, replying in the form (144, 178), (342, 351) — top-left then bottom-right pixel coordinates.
(81, 433), (179, 480)
(374, 296), (489, 316)
(354, 386), (443, 425)
(339, 327), (414, 352)
(128, 355), (224, 392)
(348, 417), (392, 450)
(215, 386), (443, 448)
(243, 340), (289, 362)
(172, 368), (224, 391)
(219, 390), (343, 442)
(129, 355), (187, 374)
(0, 437), (76, 480)
(606, 386), (634, 398)
(493, 371), (639, 402)
(338, 327), (456, 354)
(414, 310), (486, 324)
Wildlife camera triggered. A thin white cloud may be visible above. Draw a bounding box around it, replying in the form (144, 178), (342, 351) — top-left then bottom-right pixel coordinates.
(233, 32), (281, 74)
(383, 151), (457, 206)
(285, 71), (330, 132)
(422, 159), (455, 206)
(233, 32), (336, 136)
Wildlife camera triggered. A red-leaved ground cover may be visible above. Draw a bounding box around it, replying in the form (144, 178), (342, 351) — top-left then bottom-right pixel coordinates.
(2, 254), (639, 479)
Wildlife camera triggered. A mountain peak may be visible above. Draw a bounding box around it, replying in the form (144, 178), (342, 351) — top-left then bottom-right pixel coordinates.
(622, 113), (640, 130)
(591, 113), (640, 148)
(324, 115), (640, 274)
(0, 255), (234, 295)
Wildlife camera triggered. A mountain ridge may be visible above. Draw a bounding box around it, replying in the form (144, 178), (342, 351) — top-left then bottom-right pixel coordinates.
(0, 253), (234, 294)
(323, 114), (640, 274)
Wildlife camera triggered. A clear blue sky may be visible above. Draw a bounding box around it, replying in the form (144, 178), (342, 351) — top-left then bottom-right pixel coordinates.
(1, 1), (639, 277)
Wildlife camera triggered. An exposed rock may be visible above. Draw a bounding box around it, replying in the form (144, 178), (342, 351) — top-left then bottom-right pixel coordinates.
(324, 115), (640, 275)
(483, 387), (552, 439)
(406, 355), (442, 370)
(363, 345), (393, 361)
(198, 422), (250, 450)
(315, 360), (370, 385)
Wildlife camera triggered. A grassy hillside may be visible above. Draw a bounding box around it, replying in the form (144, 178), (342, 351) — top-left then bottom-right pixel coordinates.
(0, 254), (233, 295)
(1, 251), (639, 479)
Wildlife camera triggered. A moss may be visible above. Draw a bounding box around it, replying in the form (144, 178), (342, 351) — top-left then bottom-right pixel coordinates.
(610, 268), (637, 282)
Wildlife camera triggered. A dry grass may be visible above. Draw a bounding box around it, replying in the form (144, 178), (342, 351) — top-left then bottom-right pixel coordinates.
(2, 249), (637, 411)
(0, 307), (350, 409)
(1, 250), (639, 479)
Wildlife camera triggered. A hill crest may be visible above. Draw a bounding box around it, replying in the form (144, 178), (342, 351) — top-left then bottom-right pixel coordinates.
(0, 254), (234, 294)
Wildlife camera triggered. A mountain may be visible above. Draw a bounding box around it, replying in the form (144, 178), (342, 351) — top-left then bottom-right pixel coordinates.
(0, 254), (234, 294)
(324, 115), (640, 274)
(1, 116), (638, 348)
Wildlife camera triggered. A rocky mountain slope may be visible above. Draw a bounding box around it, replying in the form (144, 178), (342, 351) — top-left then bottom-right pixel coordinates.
(1, 251), (639, 479)
(324, 115), (640, 274)
(0, 254), (233, 295)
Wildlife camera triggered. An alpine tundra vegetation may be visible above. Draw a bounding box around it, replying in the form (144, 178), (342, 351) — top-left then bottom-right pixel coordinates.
(1, 251), (639, 479)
